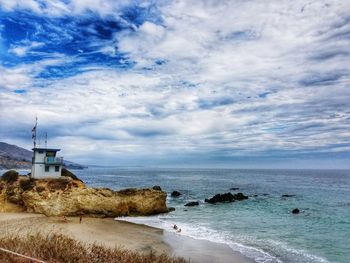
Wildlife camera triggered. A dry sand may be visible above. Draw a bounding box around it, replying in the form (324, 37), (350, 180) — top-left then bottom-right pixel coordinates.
(0, 213), (170, 254)
(0, 213), (253, 263)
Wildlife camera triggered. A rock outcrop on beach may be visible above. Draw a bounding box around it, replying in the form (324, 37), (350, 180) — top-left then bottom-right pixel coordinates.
(0, 170), (169, 217)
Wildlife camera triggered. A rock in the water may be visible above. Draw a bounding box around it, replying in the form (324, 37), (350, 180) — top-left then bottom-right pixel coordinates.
(152, 186), (162, 191)
(184, 201), (199, 207)
(230, 187), (240, 190)
(233, 193), (248, 200)
(171, 191), (181, 197)
(205, 192), (248, 204)
(0, 172), (169, 217)
(205, 193), (234, 204)
(168, 207), (176, 212)
(292, 208), (300, 214)
(282, 194), (296, 198)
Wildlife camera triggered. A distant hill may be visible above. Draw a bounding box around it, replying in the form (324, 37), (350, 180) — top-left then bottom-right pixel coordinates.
(0, 142), (86, 170)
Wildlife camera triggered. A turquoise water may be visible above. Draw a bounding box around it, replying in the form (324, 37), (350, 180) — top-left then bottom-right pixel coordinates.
(74, 168), (349, 262)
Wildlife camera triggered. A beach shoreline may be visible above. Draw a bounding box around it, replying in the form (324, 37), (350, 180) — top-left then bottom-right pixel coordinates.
(0, 212), (252, 263)
(162, 229), (254, 263)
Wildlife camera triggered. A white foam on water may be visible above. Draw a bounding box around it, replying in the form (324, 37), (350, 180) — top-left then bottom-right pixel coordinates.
(264, 239), (331, 263)
(117, 215), (282, 263)
(117, 215), (332, 263)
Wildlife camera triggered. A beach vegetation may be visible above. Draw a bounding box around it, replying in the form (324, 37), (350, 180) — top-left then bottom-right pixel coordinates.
(47, 178), (70, 191)
(61, 168), (83, 182)
(1, 170), (19, 183)
(35, 186), (46, 192)
(19, 178), (35, 191)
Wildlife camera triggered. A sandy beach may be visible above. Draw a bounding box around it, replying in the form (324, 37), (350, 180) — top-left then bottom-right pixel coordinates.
(0, 212), (253, 263)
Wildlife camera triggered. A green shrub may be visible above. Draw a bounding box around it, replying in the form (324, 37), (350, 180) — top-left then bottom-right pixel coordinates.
(61, 168), (83, 182)
(1, 170), (19, 183)
(19, 178), (35, 191)
(36, 186), (46, 192)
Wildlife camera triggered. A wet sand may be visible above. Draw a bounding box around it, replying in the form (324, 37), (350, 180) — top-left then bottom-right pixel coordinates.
(163, 230), (254, 263)
(0, 213), (253, 263)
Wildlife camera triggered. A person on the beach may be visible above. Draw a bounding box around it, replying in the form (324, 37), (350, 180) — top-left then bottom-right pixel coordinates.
(79, 216), (82, 224)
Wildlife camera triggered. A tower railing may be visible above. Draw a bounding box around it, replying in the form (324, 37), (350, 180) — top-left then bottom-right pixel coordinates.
(44, 157), (63, 165)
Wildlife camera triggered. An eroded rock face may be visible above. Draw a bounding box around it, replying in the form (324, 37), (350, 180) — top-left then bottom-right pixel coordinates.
(0, 171), (168, 217)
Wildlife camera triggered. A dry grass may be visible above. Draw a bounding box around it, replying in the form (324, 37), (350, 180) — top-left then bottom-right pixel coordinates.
(0, 232), (188, 263)
(46, 178), (71, 191)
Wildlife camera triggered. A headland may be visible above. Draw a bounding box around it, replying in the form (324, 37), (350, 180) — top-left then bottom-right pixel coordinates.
(0, 170), (252, 262)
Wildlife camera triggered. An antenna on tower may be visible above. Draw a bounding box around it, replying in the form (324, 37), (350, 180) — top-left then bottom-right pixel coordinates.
(45, 132), (48, 148)
(31, 117), (38, 148)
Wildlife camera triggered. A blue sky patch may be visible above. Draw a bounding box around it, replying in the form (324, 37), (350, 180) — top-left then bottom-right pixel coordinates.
(0, 4), (161, 76)
(14, 89), (26, 94)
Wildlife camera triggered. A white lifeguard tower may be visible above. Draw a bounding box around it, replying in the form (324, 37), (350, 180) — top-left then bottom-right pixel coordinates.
(31, 118), (63, 179)
(31, 148), (63, 179)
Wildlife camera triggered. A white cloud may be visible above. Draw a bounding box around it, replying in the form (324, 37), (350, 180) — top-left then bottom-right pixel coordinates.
(0, 0), (41, 13)
(0, 57), (67, 90)
(9, 41), (44, 57)
(0, 0), (133, 16)
(1, 0), (350, 167)
(0, 65), (33, 90)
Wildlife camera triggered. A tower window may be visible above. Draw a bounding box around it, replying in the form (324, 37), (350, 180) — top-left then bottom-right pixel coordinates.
(55, 166), (59, 172)
(45, 166), (49, 172)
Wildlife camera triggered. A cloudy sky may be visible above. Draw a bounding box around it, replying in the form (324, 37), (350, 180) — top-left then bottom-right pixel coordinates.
(0, 0), (349, 168)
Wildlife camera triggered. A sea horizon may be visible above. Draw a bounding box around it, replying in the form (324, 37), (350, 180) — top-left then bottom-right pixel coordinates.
(4, 165), (350, 172)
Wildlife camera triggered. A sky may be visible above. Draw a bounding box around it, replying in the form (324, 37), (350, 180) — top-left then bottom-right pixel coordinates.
(0, 0), (349, 168)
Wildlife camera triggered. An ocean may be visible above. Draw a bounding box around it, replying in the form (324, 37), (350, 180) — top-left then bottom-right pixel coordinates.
(72, 168), (350, 263)
(10, 167), (350, 263)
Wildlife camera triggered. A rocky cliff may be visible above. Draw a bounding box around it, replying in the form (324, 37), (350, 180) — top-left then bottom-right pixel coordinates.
(0, 170), (168, 217)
